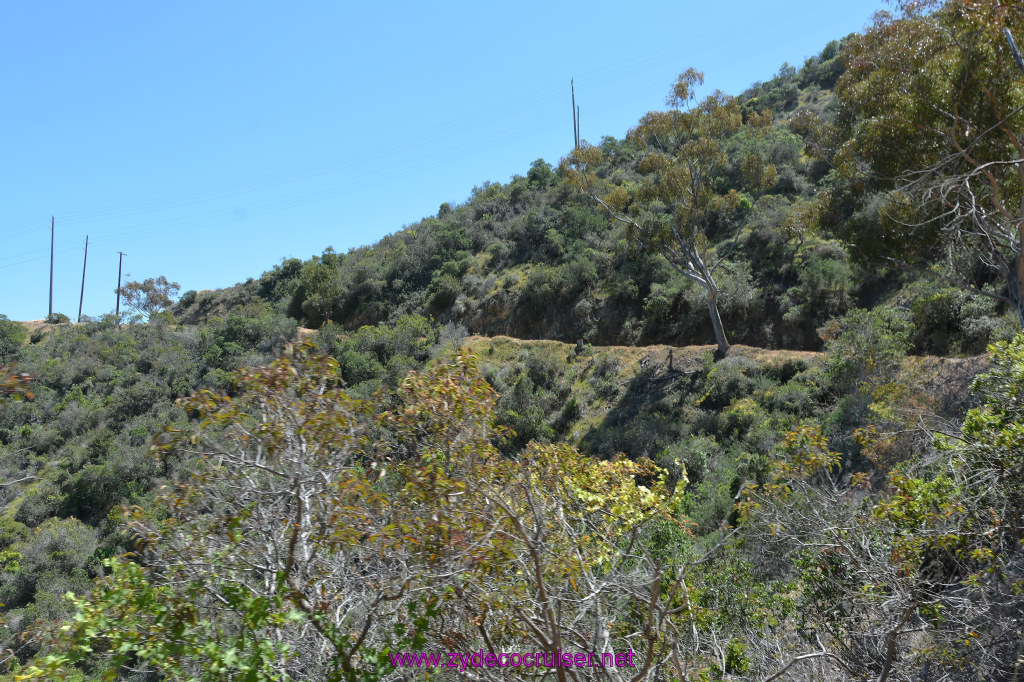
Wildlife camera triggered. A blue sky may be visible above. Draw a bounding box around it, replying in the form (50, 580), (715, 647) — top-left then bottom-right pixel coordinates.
(1, 1), (886, 322)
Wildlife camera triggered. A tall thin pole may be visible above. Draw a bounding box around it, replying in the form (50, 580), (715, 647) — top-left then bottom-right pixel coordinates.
(116, 251), (126, 320)
(571, 79), (578, 149)
(78, 236), (88, 323)
(48, 217), (54, 320)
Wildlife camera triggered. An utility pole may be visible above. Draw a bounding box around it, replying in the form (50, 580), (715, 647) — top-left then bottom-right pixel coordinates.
(571, 79), (579, 149)
(78, 236), (88, 323)
(48, 217), (54, 321)
(116, 251), (126, 322)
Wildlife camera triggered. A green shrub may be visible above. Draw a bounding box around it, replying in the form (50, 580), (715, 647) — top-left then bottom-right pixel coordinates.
(722, 396), (767, 436)
(14, 481), (65, 527)
(0, 517), (29, 550)
(588, 353), (621, 399)
(527, 158), (555, 188)
(175, 289), (198, 312)
(517, 265), (567, 319)
(427, 272), (460, 313)
(657, 435), (721, 486)
(699, 356), (759, 411)
(555, 396), (582, 432)
(496, 372), (555, 452)
(818, 307), (911, 397)
(907, 279), (1005, 355)
(760, 380), (815, 417)
(0, 315), (26, 362)
(780, 247), (854, 344)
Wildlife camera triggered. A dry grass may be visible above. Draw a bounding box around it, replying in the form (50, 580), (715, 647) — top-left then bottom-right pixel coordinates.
(464, 335), (822, 373)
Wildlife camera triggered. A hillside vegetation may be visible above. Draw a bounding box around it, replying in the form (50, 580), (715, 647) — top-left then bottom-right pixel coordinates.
(2, 2), (1024, 679)
(173, 36), (1014, 356)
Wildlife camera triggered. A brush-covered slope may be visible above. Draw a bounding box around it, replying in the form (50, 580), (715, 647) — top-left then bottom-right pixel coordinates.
(175, 38), (1016, 357)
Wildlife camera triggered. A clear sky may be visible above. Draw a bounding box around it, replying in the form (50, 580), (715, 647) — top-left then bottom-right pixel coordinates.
(1, 1), (887, 322)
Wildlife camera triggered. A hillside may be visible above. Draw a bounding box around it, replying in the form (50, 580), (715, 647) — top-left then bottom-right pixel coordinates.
(3, 7), (1024, 679)
(172, 37), (1016, 358)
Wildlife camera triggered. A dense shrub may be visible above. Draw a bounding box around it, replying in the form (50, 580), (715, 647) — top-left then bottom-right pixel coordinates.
(0, 315), (25, 363)
(906, 279), (1014, 355)
(818, 307), (911, 397)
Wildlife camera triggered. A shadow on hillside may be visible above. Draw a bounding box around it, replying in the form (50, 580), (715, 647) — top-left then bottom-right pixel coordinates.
(577, 360), (705, 461)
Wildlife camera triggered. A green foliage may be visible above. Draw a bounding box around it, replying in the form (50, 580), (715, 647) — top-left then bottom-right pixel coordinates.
(317, 314), (436, 393)
(738, 332), (1024, 678)
(175, 288), (197, 310)
(426, 271), (460, 313)
(0, 307), (306, 660)
(136, 34), (1010, 353)
(496, 371), (554, 451)
(831, 1), (1024, 325)
(741, 62), (801, 114)
(949, 334), (1024, 556)
(797, 39), (846, 90)
(819, 307), (911, 397)
(906, 278), (1015, 354)
(22, 557), (294, 681)
(0, 317), (26, 363)
(563, 67), (783, 354)
(116, 276), (180, 322)
(299, 255), (343, 325)
(526, 158), (555, 188)
(5, 22), (1023, 681)
(24, 344), (692, 680)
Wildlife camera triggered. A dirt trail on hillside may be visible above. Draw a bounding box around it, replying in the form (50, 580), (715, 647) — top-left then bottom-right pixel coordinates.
(245, 328), (990, 380)
(22, 322), (990, 386)
(466, 334), (821, 370)
(464, 335), (988, 420)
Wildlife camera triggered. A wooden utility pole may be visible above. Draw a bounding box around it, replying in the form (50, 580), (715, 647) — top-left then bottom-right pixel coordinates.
(571, 79), (579, 149)
(116, 251), (126, 320)
(78, 236), (88, 323)
(48, 217), (54, 321)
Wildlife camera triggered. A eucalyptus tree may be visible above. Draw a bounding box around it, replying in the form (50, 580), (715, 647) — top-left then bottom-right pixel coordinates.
(562, 69), (775, 357)
(831, 0), (1024, 326)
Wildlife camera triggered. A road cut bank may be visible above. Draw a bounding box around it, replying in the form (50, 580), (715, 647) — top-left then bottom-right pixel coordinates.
(389, 649), (637, 672)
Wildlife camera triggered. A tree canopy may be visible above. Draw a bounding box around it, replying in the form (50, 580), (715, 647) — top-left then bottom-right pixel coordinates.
(562, 69), (776, 356)
(117, 275), (180, 321)
(830, 0), (1024, 325)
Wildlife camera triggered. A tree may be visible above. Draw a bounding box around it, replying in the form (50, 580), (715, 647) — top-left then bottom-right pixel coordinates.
(299, 252), (343, 326)
(116, 275), (180, 321)
(738, 330), (1024, 679)
(831, 0), (1024, 326)
(562, 69), (776, 357)
(24, 343), (704, 681)
(0, 315), (25, 363)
